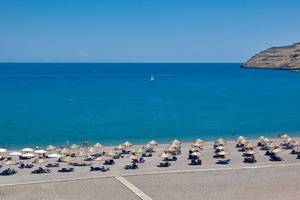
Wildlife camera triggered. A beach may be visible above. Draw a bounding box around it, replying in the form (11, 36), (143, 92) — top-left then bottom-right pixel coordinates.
(1, 138), (299, 199)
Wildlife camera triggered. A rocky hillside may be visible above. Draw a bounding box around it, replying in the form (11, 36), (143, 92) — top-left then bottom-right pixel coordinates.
(242, 43), (300, 70)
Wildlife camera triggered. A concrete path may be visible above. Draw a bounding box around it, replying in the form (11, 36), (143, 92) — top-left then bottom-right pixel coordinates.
(1, 162), (300, 187)
(115, 176), (153, 200)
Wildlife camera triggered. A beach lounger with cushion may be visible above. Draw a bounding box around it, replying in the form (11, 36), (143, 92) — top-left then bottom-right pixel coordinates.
(269, 155), (283, 161)
(124, 163), (138, 170)
(189, 159), (202, 165)
(157, 161), (171, 168)
(163, 156), (177, 161)
(71, 162), (91, 167)
(104, 159), (115, 165)
(0, 168), (16, 176)
(244, 157), (257, 163)
(19, 162), (34, 169)
(46, 163), (59, 168)
(216, 159), (231, 165)
(132, 158), (145, 164)
(142, 152), (152, 157)
(213, 154), (225, 158)
(58, 167), (74, 173)
(31, 167), (51, 174)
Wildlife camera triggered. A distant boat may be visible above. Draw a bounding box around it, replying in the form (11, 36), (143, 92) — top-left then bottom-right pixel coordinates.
(150, 74), (155, 82)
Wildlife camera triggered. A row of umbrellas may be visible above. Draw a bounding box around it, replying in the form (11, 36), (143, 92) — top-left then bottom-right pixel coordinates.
(214, 138), (229, 156)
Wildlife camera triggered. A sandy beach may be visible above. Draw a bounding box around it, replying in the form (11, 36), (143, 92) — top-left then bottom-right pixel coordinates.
(0, 137), (300, 199)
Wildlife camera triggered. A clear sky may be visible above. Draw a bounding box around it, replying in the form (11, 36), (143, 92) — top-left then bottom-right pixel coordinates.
(0, 0), (299, 62)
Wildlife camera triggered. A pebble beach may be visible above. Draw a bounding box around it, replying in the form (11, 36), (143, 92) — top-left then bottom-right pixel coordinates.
(0, 136), (299, 199)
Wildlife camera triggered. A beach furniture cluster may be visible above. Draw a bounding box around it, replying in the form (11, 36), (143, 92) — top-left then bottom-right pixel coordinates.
(158, 139), (181, 167)
(213, 138), (230, 164)
(0, 134), (300, 176)
(188, 139), (204, 165)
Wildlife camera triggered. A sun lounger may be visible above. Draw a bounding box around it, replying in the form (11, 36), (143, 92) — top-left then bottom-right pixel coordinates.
(142, 152), (152, 157)
(104, 159), (115, 165)
(124, 163), (138, 170)
(189, 159), (202, 165)
(46, 163), (59, 168)
(132, 158), (145, 164)
(58, 167), (74, 173)
(213, 154), (225, 158)
(90, 166), (101, 171)
(265, 151), (273, 156)
(31, 167), (51, 174)
(188, 154), (198, 160)
(163, 156), (177, 161)
(100, 166), (109, 172)
(19, 163), (34, 169)
(0, 168), (16, 176)
(121, 150), (131, 154)
(216, 159), (231, 164)
(84, 157), (94, 161)
(71, 162), (91, 167)
(269, 155), (283, 161)
(157, 161), (171, 168)
(244, 157), (257, 163)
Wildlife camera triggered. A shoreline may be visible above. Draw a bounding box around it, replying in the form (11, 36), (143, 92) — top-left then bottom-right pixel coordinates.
(3, 131), (300, 150)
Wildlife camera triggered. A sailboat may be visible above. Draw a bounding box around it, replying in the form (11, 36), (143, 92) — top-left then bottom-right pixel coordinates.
(150, 74), (155, 82)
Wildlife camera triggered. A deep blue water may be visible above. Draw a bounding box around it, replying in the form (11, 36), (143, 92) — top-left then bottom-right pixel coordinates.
(1, 63), (300, 148)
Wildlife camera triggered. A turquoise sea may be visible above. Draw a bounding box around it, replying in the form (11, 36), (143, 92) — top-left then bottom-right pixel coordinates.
(0, 63), (300, 148)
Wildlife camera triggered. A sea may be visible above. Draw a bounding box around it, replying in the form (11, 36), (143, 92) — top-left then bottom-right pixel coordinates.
(0, 63), (300, 149)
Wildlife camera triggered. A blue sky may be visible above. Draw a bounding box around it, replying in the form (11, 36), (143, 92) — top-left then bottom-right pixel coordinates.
(0, 0), (299, 62)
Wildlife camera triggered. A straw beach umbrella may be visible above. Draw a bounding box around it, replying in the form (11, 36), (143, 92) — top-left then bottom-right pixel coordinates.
(272, 148), (282, 154)
(160, 152), (172, 159)
(128, 154), (139, 160)
(191, 151), (201, 157)
(115, 144), (125, 151)
(22, 148), (33, 152)
(60, 148), (70, 155)
(70, 144), (79, 150)
(216, 146), (225, 150)
(171, 139), (181, 145)
(217, 151), (228, 156)
(0, 148), (7, 160)
(46, 145), (56, 152)
(4, 159), (17, 166)
(0, 148), (7, 153)
(34, 157), (47, 165)
(48, 153), (61, 158)
(133, 148), (144, 155)
(95, 156), (106, 166)
(280, 134), (289, 139)
(245, 150), (255, 155)
(9, 152), (21, 156)
(148, 140), (158, 146)
(194, 139), (204, 144)
(94, 143), (102, 148)
(34, 149), (47, 155)
(107, 150), (117, 157)
(60, 156), (73, 163)
(123, 141), (133, 148)
(190, 147), (202, 153)
(21, 153), (35, 159)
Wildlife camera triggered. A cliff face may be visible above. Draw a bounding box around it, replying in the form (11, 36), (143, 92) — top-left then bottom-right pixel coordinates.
(242, 43), (300, 70)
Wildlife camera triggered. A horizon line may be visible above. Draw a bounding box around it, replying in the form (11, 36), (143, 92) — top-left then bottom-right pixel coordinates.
(0, 62), (243, 64)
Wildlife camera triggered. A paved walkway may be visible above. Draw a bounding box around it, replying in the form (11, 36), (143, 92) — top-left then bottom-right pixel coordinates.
(115, 176), (153, 200)
(1, 162), (300, 188)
